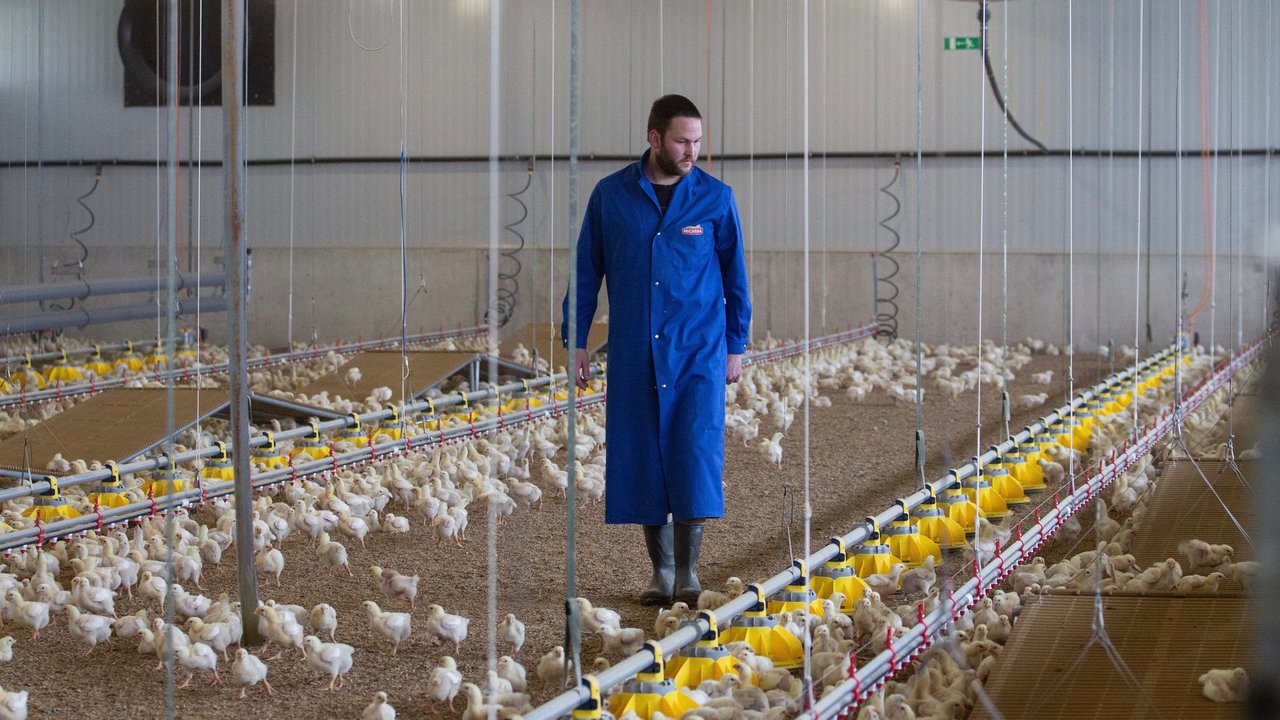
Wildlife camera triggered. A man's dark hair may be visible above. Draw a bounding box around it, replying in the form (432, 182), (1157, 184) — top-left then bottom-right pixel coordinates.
(647, 94), (702, 137)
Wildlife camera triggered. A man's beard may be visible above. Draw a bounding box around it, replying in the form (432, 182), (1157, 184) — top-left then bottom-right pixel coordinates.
(654, 147), (692, 178)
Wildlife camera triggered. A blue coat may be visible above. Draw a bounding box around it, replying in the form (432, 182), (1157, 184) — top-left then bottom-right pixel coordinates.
(562, 152), (752, 525)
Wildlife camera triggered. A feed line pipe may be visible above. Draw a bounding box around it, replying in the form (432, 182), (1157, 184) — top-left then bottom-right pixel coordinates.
(0, 323), (484, 370)
(0, 322), (877, 495)
(0, 324), (488, 409)
(0, 383), (608, 553)
(0, 296), (228, 336)
(0, 273), (226, 306)
(804, 336), (1265, 720)
(523, 345), (1180, 720)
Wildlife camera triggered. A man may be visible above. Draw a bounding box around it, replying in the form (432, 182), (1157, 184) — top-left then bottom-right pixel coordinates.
(562, 94), (752, 605)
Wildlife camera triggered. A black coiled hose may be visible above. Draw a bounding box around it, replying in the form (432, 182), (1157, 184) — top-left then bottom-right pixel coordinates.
(874, 160), (902, 341)
(487, 163), (531, 328)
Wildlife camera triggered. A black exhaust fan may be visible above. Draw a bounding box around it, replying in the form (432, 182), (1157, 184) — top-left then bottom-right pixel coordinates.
(118, 0), (275, 107)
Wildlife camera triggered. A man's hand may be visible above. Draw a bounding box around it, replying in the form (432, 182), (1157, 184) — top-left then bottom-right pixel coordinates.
(726, 354), (744, 384)
(574, 348), (591, 390)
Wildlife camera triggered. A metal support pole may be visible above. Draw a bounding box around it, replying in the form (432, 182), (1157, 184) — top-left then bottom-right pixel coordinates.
(223, 0), (261, 646)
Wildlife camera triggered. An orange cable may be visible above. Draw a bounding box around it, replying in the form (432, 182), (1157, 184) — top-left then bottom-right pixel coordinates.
(1187, 0), (1215, 331)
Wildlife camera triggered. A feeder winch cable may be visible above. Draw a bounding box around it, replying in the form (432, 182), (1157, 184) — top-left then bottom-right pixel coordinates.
(487, 163), (532, 329)
(977, 5), (1047, 155)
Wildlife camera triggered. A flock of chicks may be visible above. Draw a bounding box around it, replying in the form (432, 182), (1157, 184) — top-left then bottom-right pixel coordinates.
(0, 332), (1249, 720)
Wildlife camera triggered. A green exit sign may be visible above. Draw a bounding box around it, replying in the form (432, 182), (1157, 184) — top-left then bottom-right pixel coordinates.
(944, 36), (983, 50)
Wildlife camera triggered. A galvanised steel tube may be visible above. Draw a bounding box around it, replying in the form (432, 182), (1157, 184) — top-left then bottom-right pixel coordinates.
(0, 325), (488, 409)
(0, 296), (228, 336)
(804, 339), (1263, 720)
(0, 387), (608, 552)
(523, 347), (1178, 720)
(0, 273), (226, 306)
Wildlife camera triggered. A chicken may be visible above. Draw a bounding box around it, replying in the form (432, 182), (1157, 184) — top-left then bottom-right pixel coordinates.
(865, 563), (907, 596)
(307, 603), (339, 641)
(362, 691), (396, 720)
(0, 685), (28, 720)
(899, 556), (937, 595)
(497, 655), (528, 692)
(1017, 393), (1048, 410)
(1177, 539), (1234, 570)
(537, 645), (567, 687)
(255, 605), (306, 660)
(70, 577), (116, 618)
(1028, 370), (1053, 385)
(344, 366), (362, 388)
(337, 512), (370, 549)
(758, 432), (784, 467)
(62, 606), (111, 654)
(425, 604), (469, 653)
(0, 636), (13, 663)
(497, 612), (526, 654)
(371, 566), (419, 609)
(316, 532), (353, 577)
(429, 656), (463, 711)
(1199, 667), (1249, 702)
(176, 642), (221, 688)
(255, 546), (285, 587)
(363, 601), (412, 655)
(304, 635), (356, 691)
(576, 598), (622, 633)
(232, 648), (273, 698)
(1038, 457), (1065, 485)
(599, 625), (647, 658)
(697, 577), (746, 610)
(1175, 572), (1227, 594)
(382, 513), (411, 534)
(186, 617), (238, 661)
(4, 591), (50, 640)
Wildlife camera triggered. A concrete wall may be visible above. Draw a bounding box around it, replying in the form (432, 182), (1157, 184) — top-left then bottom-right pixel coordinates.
(1, 1), (1277, 350)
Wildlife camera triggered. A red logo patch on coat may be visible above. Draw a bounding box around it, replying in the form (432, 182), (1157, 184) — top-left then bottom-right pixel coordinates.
(681, 225), (704, 235)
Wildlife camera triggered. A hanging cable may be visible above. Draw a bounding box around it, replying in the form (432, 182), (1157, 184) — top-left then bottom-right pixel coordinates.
(1132, 0), (1145, 434)
(44, 166), (101, 313)
(874, 160), (901, 341)
(978, 8), (1047, 154)
(1000, 1), (1011, 439)
(912, 0), (925, 486)
(347, 0), (392, 52)
(287, 0), (300, 352)
(973, 0), (990, 529)
(486, 164), (531, 328)
(800, 0), (814, 705)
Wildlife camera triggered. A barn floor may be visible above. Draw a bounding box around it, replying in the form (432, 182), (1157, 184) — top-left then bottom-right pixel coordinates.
(1, 353), (1133, 719)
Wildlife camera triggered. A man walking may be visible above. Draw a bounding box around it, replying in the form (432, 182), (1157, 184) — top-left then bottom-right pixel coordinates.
(562, 94), (752, 604)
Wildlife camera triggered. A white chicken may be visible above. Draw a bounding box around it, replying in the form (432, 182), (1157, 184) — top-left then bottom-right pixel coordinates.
(363, 601), (412, 655)
(497, 655), (528, 692)
(316, 532), (353, 577)
(307, 603), (339, 641)
(255, 546), (285, 586)
(0, 636), (13, 663)
(4, 591), (50, 640)
(304, 635), (356, 691)
(231, 647), (273, 698)
(537, 645), (567, 687)
(362, 691), (396, 720)
(429, 656), (464, 711)
(497, 612), (526, 654)
(0, 685), (27, 720)
(175, 641), (221, 688)
(1199, 667), (1249, 702)
(425, 604), (469, 653)
(65, 606), (113, 654)
(371, 566), (419, 609)
(575, 598), (621, 633)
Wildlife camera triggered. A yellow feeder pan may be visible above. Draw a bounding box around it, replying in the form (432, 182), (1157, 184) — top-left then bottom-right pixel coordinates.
(291, 419), (332, 461)
(0, 377), (9, 394)
(938, 472), (980, 534)
(45, 351), (84, 384)
(1008, 445), (1046, 492)
(83, 345), (113, 376)
(251, 431), (290, 469)
(914, 487), (968, 551)
(853, 520), (902, 578)
(572, 676), (607, 720)
(175, 340), (197, 361)
(114, 342), (144, 373)
(199, 442), (235, 483)
(767, 560), (825, 616)
(141, 454), (192, 497)
(721, 585), (804, 670)
(12, 356), (45, 390)
(143, 339), (170, 369)
(87, 461), (131, 508)
(962, 470), (1010, 520)
(23, 476), (83, 522)
(667, 612), (742, 690)
(1056, 417), (1090, 451)
(374, 407), (404, 442)
(338, 413), (370, 447)
(812, 537), (870, 610)
(884, 500), (942, 568)
(985, 463), (1029, 506)
(609, 641), (701, 720)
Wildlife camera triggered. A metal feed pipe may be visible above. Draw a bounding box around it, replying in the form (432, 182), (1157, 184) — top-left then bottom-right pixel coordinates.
(804, 337), (1264, 720)
(522, 345), (1181, 720)
(0, 296), (228, 336)
(0, 325), (488, 409)
(0, 273), (226, 307)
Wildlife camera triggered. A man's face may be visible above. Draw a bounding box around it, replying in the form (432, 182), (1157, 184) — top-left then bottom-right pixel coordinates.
(649, 116), (702, 178)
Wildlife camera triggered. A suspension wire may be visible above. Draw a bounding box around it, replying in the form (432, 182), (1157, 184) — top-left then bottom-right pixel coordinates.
(1186, 0), (1217, 334)
(1132, 0), (1145, 434)
(287, 0), (300, 353)
(194, 0), (205, 451)
(486, 1), (502, 706)
(1209, 0), (1222, 366)
(1266, 0), (1274, 333)
(1000, 0), (1010, 440)
(820, 0), (828, 332)
(1234, 0), (1243, 350)
(974, 0), (990, 499)
(1099, 0), (1113, 379)
(801, 2), (814, 703)
(912, 0), (925, 487)
(1174, 0), (1186, 413)
(748, 0), (754, 345)
(563, 0), (583, 689)
(1066, 0), (1076, 490)
(398, 0), (410, 413)
(347, 0), (391, 52)
(162, 2), (181, 717)
(547, 0), (556, 367)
